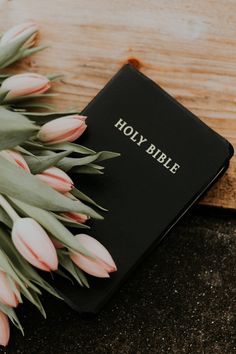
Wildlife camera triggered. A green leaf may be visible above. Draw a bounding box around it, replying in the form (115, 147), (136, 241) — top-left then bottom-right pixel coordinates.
(0, 45), (47, 69)
(0, 74), (10, 81)
(27, 290), (46, 318)
(0, 108), (38, 150)
(19, 44), (48, 60)
(88, 163), (104, 170)
(24, 150), (72, 174)
(56, 267), (73, 283)
(0, 156), (102, 218)
(24, 110), (79, 125)
(0, 248), (44, 312)
(23, 148), (54, 157)
(44, 142), (96, 155)
(58, 250), (89, 288)
(0, 303), (24, 334)
(14, 146), (35, 156)
(7, 276), (22, 302)
(57, 151), (121, 171)
(47, 73), (64, 81)
(4, 93), (58, 104)
(0, 226), (61, 299)
(25, 110), (78, 117)
(72, 188), (107, 211)
(0, 206), (13, 228)
(0, 228), (41, 295)
(71, 165), (104, 175)
(0, 249), (18, 281)
(10, 198), (95, 257)
(0, 89), (9, 104)
(23, 141), (95, 156)
(12, 102), (56, 110)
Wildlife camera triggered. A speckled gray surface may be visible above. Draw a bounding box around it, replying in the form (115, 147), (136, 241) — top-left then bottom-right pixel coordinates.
(1, 206), (236, 354)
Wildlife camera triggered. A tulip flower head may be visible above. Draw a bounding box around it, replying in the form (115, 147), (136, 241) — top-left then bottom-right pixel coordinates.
(62, 212), (89, 224)
(38, 115), (87, 144)
(70, 234), (117, 278)
(1, 73), (51, 99)
(0, 271), (20, 308)
(0, 150), (30, 173)
(12, 218), (58, 271)
(63, 193), (89, 222)
(0, 311), (10, 347)
(0, 22), (38, 47)
(36, 166), (74, 193)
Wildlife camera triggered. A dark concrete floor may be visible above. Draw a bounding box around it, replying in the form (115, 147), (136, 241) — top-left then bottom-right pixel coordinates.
(1, 206), (236, 354)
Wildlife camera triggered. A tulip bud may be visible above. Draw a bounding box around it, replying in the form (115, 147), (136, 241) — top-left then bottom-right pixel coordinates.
(0, 22), (38, 47)
(38, 115), (87, 144)
(62, 212), (89, 224)
(36, 167), (74, 193)
(0, 271), (19, 308)
(0, 150), (30, 173)
(12, 218), (58, 271)
(70, 234), (117, 278)
(1, 73), (51, 99)
(0, 311), (10, 347)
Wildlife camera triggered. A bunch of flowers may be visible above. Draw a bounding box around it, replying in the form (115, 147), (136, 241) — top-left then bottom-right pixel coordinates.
(0, 23), (119, 346)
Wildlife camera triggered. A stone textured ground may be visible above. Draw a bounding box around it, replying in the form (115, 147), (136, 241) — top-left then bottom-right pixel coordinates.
(1, 206), (236, 354)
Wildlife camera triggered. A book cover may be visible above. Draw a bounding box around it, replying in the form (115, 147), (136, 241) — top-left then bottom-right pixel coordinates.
(54, 64), (234, 313)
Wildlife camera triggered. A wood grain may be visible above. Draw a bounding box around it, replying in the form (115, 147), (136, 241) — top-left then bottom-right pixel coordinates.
(0, 0), (236, 208)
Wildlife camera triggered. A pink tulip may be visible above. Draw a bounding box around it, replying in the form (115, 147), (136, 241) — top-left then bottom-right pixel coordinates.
(62, 212), (89, 224)
(0, 150), (30, 173)
(70, 234), (117, 278)
(12, 218), (58, 271)
(37, 115), (87, 144)
(63, 193), (89, 223)
(0, 311), (10, 347)
(0, 22), (38, 47)
(0, 271), (20, 308)
(1, 73), (51, 99)
(36, 166), (74, 193)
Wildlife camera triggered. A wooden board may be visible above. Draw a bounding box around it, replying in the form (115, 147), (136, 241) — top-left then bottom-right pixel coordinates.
(0, 0), (236, 208)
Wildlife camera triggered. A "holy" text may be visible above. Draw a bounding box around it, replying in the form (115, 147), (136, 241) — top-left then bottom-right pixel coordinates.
(114, 118), (181, 174)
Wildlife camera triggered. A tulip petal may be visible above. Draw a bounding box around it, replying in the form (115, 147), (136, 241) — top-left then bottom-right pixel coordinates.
(58, 124), (87, 144)
(12, 230), (50, 271)
(12, 218), (58, 271)
(76, 234), (117, 272)
(36, 166), (73, 193)
(2, 73), (50, 99)
(0, 22), (38, 46)
(38, 115), (87, 144)
(70, 234), (117, 278)
(0, 311), (10, 347)
(5, 150), (30, 173)
(0, 271), (18, 308)
(70, 252), (110, 278)
(62, 212), (89, 224)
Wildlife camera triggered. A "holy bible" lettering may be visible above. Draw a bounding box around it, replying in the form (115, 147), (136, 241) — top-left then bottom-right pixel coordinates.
(114, 118), (181, 174)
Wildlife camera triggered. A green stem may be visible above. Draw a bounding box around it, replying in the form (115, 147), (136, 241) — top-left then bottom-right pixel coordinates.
(0, 195), (20, 222)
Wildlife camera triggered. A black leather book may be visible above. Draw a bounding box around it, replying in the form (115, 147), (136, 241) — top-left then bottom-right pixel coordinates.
(55, 64), (234, 313)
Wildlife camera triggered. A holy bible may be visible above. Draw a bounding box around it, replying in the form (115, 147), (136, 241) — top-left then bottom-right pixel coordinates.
(54, 64), (234, 313)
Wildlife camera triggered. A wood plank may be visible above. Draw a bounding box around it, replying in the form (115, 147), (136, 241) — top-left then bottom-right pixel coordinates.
(1, 0), (236, 208)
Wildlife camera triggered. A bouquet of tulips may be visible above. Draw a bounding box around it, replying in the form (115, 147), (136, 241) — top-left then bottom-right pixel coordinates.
(0, 22), (119, 346)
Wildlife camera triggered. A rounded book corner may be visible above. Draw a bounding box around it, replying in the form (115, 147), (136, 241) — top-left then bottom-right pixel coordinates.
(227, 141), (234, 159)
